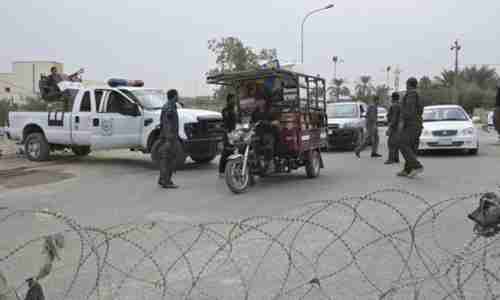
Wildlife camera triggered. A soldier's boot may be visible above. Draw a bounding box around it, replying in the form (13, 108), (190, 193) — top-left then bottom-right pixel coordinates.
(162, 169), (178, 189)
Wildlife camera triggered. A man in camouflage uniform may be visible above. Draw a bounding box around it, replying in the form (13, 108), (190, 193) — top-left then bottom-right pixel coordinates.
(355, 96), (382, 158)
(158, 89), (180, 189)
(397, 78), (424, 178)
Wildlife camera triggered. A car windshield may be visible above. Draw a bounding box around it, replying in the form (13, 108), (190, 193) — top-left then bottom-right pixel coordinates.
(423, 107), (469, 122)
(121, 89), (167, 109)
(327, 104), (358, 118)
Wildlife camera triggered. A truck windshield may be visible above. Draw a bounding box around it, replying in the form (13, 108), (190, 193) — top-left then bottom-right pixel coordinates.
(327, 104), (358, 118)
(121, 89), (167, 110)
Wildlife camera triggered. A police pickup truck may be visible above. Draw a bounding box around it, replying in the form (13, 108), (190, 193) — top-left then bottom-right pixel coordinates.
(5, 81), (224, 166)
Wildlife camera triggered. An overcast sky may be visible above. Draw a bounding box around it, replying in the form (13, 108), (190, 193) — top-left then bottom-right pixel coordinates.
(1, 0), (499, 96)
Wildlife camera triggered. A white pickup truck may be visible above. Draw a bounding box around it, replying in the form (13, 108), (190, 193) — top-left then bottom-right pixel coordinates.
(5, 84), (224, 166)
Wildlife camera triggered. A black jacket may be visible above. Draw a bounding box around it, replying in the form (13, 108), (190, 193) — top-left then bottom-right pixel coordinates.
(160, 100), (179, 140)
(222, 106), (236, 132)
(387, 102), (401, 131)
(400, 89), (422, 130)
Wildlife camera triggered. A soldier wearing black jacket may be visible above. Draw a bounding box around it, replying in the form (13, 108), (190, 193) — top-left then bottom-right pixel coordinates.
(219, 94), (237, 177)
(158, 89), (180, 189)
(397, 78), (424, 178)
(385, 92), (401, 164)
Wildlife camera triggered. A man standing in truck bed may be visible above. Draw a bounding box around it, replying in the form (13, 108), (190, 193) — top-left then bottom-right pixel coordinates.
(158, 89), (180, 189)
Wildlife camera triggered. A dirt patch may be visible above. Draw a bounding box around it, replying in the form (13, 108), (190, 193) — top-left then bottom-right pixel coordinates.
(0, 167), (75, 189)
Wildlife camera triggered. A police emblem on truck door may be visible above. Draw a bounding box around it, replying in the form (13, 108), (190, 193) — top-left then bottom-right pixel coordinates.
(101, 118), (113, 136)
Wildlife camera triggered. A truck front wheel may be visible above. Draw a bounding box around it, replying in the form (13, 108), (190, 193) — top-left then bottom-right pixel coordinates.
(25, 133), (50, 162)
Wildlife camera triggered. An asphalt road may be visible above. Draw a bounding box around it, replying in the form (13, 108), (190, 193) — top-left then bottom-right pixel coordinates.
(1, 129), (500, 299)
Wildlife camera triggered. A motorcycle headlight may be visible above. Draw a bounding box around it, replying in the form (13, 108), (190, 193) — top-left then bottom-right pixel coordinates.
(228, 131), (239, 145)
(243, 131), (253, 143)
(461, 127), (474, 136)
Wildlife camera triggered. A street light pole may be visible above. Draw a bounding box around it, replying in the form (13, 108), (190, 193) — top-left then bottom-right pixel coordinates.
(332, 56), (343, 101)
(300, 4), (334, 64)
(451, 39), (462, 104)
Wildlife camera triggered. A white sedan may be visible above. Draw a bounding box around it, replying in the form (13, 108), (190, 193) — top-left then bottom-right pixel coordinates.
(419, 105), (479, 154)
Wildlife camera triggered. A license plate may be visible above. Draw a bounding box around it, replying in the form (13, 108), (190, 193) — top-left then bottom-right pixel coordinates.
(438, 138), (453, 145)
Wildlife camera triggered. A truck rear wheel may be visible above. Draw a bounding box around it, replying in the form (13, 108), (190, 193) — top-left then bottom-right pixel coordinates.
(72, 146), (91, 157)
(25, 133), (50, 162)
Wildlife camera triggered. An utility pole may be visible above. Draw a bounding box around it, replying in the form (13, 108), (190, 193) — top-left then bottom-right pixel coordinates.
(451, 39), (462, 103)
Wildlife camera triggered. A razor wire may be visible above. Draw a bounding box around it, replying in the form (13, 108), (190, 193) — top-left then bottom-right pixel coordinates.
(1, 187), (500, 300)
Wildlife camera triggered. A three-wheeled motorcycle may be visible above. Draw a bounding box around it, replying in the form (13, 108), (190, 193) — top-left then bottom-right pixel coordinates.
(207, 67), (328, 193)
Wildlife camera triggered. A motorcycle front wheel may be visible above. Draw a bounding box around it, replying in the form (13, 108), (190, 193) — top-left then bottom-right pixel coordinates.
(225, 158), (250, 194)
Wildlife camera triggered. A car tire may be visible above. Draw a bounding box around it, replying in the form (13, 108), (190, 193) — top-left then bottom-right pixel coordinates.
(24, 132), (50, 162)
(469, 145), (479, 155)
(72, 146), (91, 157)
(305, 150), (321, 178)
(191, 155), (216, 164)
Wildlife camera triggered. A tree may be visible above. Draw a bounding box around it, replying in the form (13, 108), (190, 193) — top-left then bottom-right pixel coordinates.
(374, 84), (390, 105)
(327, 78), (346, 101)
(434, 70), (456, 88)
(419, 76), (432, 90)
(340, 86), (351, 97)
(207, 37), (278, 99)
(355, 76), (374, 100)
(461, 65), (498, 90)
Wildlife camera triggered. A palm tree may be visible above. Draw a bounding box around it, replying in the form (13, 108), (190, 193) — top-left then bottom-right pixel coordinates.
(355, 76), (374, 99)
(419, 76), (432, 90)
(461, 65), (498, 89)
(340, 86), (351, 97)
(434, 70), (457, 88)
(327, 78), (346, 101)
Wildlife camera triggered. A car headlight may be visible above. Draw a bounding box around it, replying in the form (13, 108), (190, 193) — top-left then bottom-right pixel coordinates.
(461, 127), (474, 136)
(421, 129), (431, 137)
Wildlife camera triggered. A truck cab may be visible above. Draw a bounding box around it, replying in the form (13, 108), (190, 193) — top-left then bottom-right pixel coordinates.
(7, 84), (224, 166)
